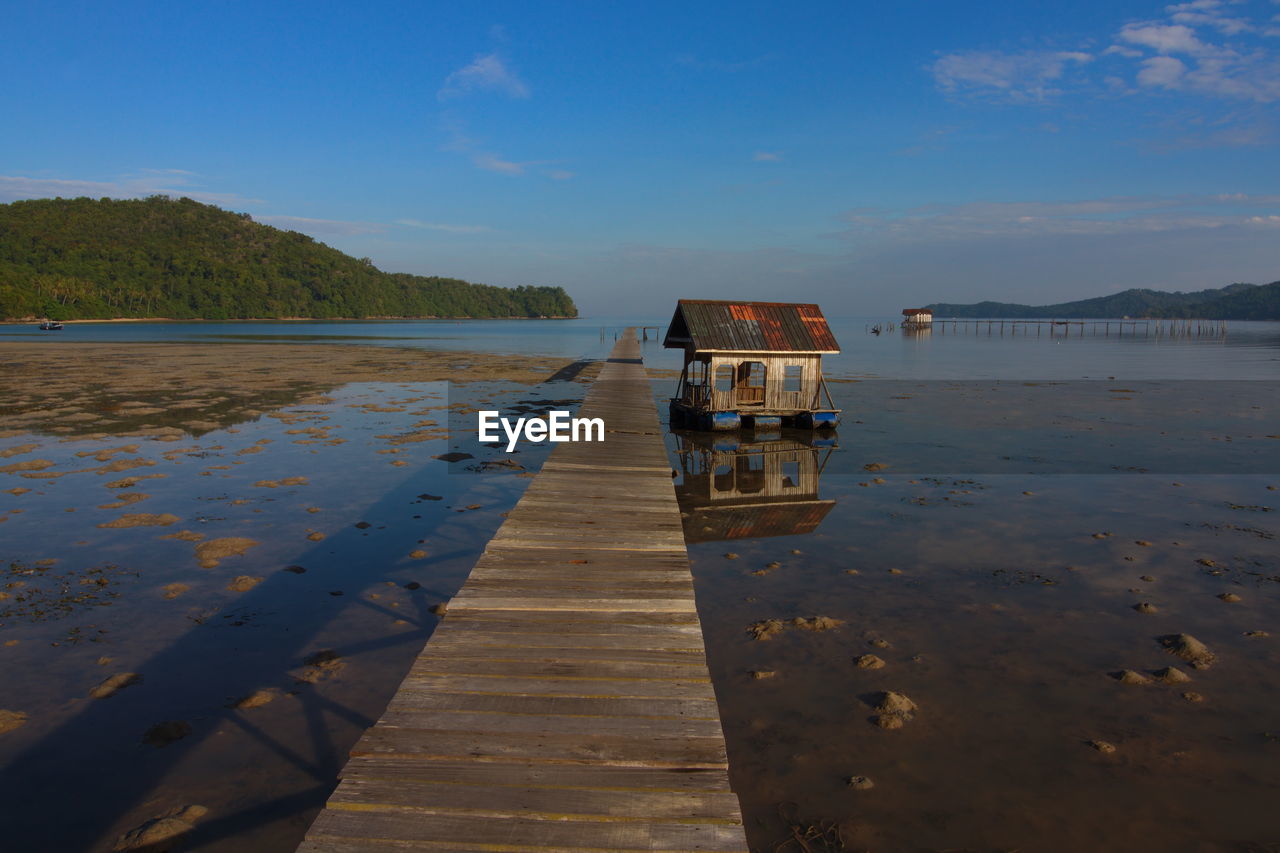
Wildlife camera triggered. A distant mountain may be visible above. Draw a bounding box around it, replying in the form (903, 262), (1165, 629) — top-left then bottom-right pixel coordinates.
(0, 196), (577, 320)
(925, 281), (1280, 321)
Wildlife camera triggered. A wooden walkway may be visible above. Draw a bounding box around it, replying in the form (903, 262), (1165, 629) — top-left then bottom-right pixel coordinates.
(299, 329), (748, 852)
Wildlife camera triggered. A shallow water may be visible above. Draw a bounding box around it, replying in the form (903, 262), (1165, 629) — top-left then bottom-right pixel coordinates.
(664, 407), (1279, 852)
(2, 319), (1278, 852)
(6, 316), (1280, 378)
(0, 377), (589, 851)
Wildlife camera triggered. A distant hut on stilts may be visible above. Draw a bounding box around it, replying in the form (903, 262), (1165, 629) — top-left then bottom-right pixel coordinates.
(901, 307), (933, 327)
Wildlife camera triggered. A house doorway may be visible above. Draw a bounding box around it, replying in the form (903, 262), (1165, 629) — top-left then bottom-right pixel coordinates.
(735, 361), (766, 405)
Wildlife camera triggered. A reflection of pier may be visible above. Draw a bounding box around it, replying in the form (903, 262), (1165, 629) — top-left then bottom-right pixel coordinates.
(930, 318), (1228, 337)
(674, 431), (836, 543)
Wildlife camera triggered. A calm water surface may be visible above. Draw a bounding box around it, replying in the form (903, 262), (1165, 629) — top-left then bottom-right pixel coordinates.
(4, 316), (1279, 378)
(1, 318), (1278, 852)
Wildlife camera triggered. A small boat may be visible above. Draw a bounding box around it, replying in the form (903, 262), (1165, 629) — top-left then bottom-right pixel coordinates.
(38, 320), (64, 330)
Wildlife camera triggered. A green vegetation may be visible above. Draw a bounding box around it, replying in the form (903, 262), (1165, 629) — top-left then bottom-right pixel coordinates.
(926, 281), (1280, 320)
(0, 196), (577, 320)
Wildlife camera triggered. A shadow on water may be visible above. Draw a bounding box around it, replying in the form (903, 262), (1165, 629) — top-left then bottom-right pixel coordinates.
(0, 467), (485, 852)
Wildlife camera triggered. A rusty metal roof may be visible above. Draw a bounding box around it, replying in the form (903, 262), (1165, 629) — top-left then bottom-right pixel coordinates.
(681, 500), (836, 543)
(663, 300), (840, 352)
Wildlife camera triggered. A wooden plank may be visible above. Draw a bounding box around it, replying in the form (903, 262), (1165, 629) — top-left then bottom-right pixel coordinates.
(393, 674), (718, 700)
(374, 710), (728, 739)
(352, 727), (729, 768)
(438, 611), (705, 630)
(302, 809), (748, 852)
(325, 775), (741, 820)
(337, 758), (737, 792)
(300, 329), (747, 852)
(445, 596), (699, 613)
(416, 645), (709, 666)
(375, 692), (720, 720)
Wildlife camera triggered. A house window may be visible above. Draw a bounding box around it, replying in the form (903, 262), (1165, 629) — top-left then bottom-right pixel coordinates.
(738, 361), (766, 388)
(737, 453), (765, 493)
(783, 365), (802, 392)
(714, 364), (734, 392)
(714, 463), (733, 492)
(781, 460), (800, 488)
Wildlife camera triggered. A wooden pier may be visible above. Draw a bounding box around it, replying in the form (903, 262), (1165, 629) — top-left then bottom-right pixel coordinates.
(927, 318), (1228, 337)
(299, 329), (748, 852)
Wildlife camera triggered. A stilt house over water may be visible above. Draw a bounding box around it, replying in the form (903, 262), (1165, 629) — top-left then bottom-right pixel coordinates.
(664, 299), (841, 430)
(902, 307), (933, 326)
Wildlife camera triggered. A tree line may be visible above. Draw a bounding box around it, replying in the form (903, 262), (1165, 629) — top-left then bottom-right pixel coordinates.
(926, 281), (1280, 321)
(0, 196), (577, 320)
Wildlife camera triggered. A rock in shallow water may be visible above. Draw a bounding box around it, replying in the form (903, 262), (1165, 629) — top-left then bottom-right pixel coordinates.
(872, 691), (918, 729)
(1114, 669), (1152, 685)
(112, 805), (207, 852)
(0, 709), (28, 734)
(1154, 666), (1192, 684)
(1159, 633), (1216, 669)
(90, 672), (142, 699)
(142, 720), (192, 748)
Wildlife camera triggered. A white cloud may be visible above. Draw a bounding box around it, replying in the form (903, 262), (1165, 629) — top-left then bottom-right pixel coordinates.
(0, 173), (260, 206)
(255, 215), (385, 236)
(932, 50), (1093, 101)
(471, 153), (524, 175)
(439, 116), (562, 178)
(1138, 55), (1188, 87)
(752, 151), (782, 162)
(834, 194), (1280, 242)
(395, 219), (491, 234)
(1119, 23), (1209, 54)
(938, 4), (1280, 106)
(1152, 122), (1276, 149)
(1166, 0), (1254, 34)
(438, 53), (529, 100)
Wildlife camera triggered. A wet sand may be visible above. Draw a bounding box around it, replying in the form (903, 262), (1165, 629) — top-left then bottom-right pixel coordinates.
(3, 340), (1276, 852)
(666, 382), (1278, 853)
(0, 341), (596, 852)
(0, 341), (596, 439)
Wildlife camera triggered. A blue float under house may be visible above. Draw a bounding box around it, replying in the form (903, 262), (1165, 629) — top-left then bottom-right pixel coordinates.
(664, 299), (841, 431)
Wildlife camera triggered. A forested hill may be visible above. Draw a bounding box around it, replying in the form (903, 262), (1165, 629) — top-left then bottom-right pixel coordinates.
(925, 281), (1280, 321)
(0, 196), (577, 320)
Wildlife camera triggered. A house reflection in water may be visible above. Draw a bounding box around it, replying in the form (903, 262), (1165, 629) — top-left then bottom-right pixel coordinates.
(673, 431), (837, 543)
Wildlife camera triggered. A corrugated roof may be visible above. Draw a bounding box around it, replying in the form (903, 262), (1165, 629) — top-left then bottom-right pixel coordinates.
(681, 501), (836, 542)
(664, 300), (840, 352)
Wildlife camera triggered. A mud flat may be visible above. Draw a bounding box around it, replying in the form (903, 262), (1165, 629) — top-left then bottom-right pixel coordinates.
(0, 340), (597, 852)
(0, 341), (590, 438)
(674, 380), (1279, 853)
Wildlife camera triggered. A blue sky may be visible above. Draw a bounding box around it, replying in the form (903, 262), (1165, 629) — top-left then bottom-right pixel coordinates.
(3, 0), (1279, 316)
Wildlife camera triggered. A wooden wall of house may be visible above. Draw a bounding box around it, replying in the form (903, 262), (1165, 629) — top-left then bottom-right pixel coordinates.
(703, 353), (822, 411)
(686, 446), (821, 502)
